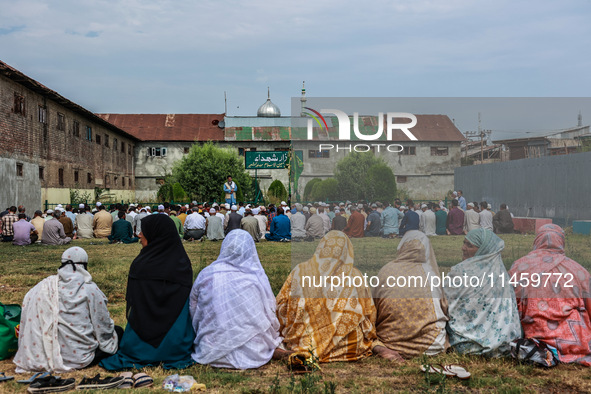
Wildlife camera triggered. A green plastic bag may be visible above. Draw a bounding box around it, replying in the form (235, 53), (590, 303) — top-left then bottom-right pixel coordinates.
(0, 302), (21, 360)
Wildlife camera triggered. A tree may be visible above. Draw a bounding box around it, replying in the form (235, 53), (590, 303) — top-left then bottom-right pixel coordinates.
(172, 142), (253, 202)
(267, 180), (288, 203)
(303, 178), (322, 201)
(310, 178), (339, 201)
(334, 152), (397, 202)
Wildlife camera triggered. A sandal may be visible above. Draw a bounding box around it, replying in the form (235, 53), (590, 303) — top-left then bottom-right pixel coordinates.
(77, 373), (125, 390)
(421, 364), (471, 379)
(133, 373), (153, 389)
(118, 372), (133, 389)
(17, 372), (50, 384)
(27, 376), (75, 393)
(0, 372), (14, 382)
(288, 352), (321, 374)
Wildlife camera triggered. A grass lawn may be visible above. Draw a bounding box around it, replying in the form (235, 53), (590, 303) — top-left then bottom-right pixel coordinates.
(2, 233), (591, 393)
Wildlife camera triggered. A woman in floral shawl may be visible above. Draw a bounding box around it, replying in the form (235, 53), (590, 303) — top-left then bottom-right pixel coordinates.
(444, 228), (521, 356)
(509, 224), (591, 366)
(276, 230), (398, 362)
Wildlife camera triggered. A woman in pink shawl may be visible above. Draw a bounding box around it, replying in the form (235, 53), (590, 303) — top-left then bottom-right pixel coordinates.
(509, 224), (591, 366)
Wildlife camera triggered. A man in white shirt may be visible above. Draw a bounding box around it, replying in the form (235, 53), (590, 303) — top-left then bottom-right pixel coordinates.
(478, 201), (494, 231)
(183, 207), (207, 241)
(463, 202), (481, 234)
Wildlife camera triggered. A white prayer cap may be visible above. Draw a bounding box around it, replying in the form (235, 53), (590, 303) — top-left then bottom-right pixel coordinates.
(78, 203), (85, 209)
(310, 207), (317, 214)
(212, 203), (219, 207)
(357, 204), (364, 209)
(185, 204), (189, 209)
(46, 209), (54, 214)
(61, 247), (88, 264)
(339, 202), (345, 206)
(295, 203), (302, 210)
(92, 208), (97, 213)
(452, 191), (458, 196)
(467, 202), (475, 208)
(56, 204), (63, 209)
(487, 204), (492, 209)
(421, 204), (427, 209)
(303, 206), (309, 212)
(334, 208), (340, 213)
(225, 203), (230, 210)
(231, 205), (237, 211)
(129, 203), (135, 207)
(280, 201), (287, 206)
(400, 205), (407, 210)
(209, 208), (216, 214)
(246, 204), (251, 209)
(96, 202), (102, 207)
(146, 206), (151, 211)
(158, 204), (165, 211)
(371, 203), (377, 208)
(140, 207), (147, 212)
(192, 201), (198, 205)
(252, 208), (260, 215)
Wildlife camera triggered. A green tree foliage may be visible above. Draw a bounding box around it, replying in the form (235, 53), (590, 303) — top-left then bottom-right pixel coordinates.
(334, 152), (397, 202)
(303, 178), (322, 201)
(69, 184), (92, 206)
(172, 142), (253, 202)
(310, 178), (339, 201)
(267, 180), (288, 202)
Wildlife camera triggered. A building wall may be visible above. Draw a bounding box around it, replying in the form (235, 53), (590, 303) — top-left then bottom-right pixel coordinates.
(0, 74), (136, 206)
(454, 152), (591, 226)
(135, 140), (291, 202)
(293, 141), (461, 200)
(0, 156), (41, 211)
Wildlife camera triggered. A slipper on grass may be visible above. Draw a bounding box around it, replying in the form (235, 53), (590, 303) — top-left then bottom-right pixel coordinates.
(0, 372), (14, 382)
(27, 376), (75, 393)
(118, 372), (133, 389)
(421, 364), (471, 379)
(17, 372), (50, 384)
(132, 373), (153, 389)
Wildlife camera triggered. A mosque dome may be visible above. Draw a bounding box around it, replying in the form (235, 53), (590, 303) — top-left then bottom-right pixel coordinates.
(257, 88), (281, 117)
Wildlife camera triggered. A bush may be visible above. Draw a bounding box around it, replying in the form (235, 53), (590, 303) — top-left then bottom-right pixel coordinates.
(334, 152), (397, 202)
(303, 178), (322, 201)
(267, 180), (288, 202)
(367, 163), (397, 203)
(310, 178), (339, 201)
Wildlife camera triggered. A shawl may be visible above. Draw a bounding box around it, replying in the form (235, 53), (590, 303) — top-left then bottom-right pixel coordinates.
(509, 224), (591, 365)
(444, 228), (521, 356)
(276, 230), (377, 362)
(127, 214), (192, 348)
(190, 230), (281, 368)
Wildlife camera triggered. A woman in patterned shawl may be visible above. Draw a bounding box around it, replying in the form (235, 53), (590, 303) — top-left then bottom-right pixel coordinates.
(444, 228), (521, 356)
(276, 230), (399, 362)
(509, 224), (591, 366)
(373, 230), (449, 359)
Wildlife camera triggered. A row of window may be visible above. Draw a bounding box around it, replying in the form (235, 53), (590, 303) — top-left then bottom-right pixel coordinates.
(16, 163), (129, 188)
(13, 92), (132, 156)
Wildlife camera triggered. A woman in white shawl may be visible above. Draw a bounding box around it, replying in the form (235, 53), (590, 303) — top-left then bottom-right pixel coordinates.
(14, 247), (119, 372)
(189, 229), (281, 369)
(444, 228), (521, 356)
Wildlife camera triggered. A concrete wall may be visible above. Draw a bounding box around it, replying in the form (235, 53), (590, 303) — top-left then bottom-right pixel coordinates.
(0, 156), (42, 211)
(455, 152), (591, 226)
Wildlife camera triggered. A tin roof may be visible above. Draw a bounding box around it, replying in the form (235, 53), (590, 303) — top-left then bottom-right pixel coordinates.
(96, 113), (226, 142)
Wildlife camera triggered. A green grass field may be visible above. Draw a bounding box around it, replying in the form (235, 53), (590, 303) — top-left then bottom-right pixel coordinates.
(2, 233), (591, 393)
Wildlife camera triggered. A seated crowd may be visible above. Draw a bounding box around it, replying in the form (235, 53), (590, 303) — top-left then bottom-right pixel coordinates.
(4, 204), (591, 372)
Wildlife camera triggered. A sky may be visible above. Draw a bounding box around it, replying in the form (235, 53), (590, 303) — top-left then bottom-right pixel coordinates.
(1, 0), (590, 137)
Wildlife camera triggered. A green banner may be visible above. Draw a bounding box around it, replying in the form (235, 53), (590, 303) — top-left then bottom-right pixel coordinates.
(245, 151), (289, 169)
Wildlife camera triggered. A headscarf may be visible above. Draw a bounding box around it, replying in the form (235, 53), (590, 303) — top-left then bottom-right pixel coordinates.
(127, 214), (192, 347)
(190, 230), (280, 367)
(465, 227), (504, 257)
(533, 224), (566, 253)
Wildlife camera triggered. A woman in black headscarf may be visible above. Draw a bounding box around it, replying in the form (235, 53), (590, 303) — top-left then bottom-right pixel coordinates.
(101, 214), (195, 370)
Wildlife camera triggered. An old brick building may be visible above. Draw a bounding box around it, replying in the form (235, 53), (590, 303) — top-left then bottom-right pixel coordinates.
(0, 60), (138, 210)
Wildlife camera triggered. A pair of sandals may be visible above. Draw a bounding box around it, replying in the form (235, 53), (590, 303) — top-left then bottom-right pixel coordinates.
(118, 372), (153, 389)
(421, 364), (471, 379)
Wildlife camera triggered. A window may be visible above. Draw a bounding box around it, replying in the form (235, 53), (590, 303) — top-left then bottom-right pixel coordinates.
(147, 147), (167, 157)
(96, 134), (101, 145)
(16, 163), (23, 177)
(430, 147), (449, 156)
(156, 178), (165, 185)
(308, 149), (330, 158)
(121, 142), (125, 153)
(86, 126), (92, 141)
(128, 145), (132, 155)
(87, 172), (92, 184)
(13, 93), (25, 115)
(104, 135), (109, 147)
(38, 105), (47, 123)
(58, 168), (64, 186)
(122, 177), (126, 187)
(39, 166), (44, 180)
(399, 146), (416, 155)
(397, 176), (407, 183)
(57, 113), (65, 131)
(184, 147), (190, 154)
(114, 176), (118, 186)
(105, 175), (110, 187)
(113, 138), (118, 151)
(73, 120), (80, 137)
(74, 170), (79, 183)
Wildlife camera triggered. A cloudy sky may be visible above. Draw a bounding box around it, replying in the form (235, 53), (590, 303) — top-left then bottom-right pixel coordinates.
(1, 0), (590, 135)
